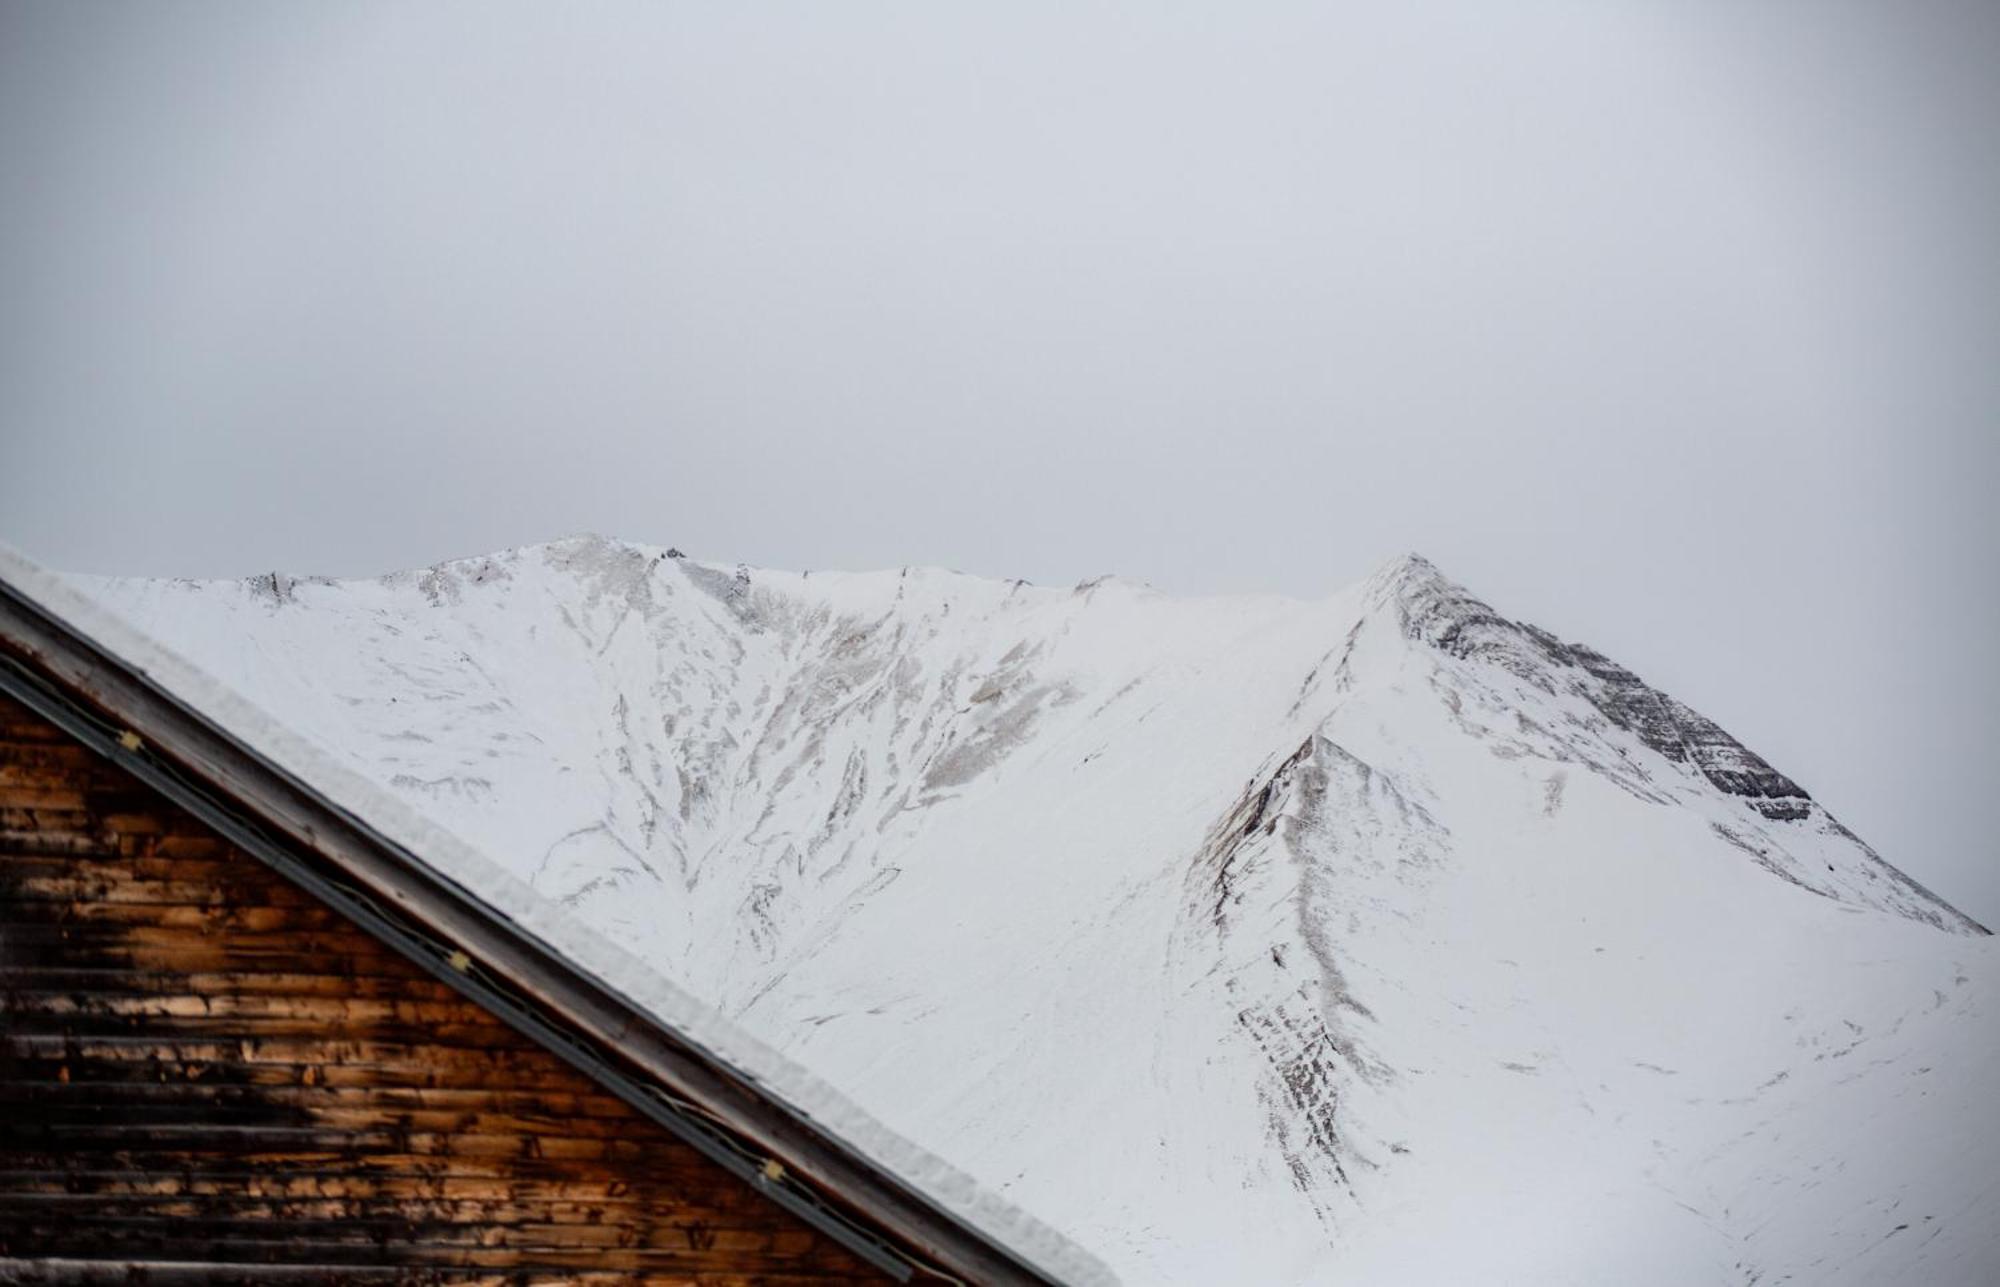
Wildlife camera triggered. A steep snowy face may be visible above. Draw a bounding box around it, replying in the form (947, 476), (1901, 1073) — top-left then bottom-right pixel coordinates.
(1385, 556), (1979, 932)
(77, 539), (1996, 1285)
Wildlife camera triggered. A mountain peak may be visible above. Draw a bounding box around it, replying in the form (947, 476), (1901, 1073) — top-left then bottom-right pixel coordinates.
(1359, 551), (1512, 656)
(60, 542), (1998, 1283)
(1364, 550), (1443, 592)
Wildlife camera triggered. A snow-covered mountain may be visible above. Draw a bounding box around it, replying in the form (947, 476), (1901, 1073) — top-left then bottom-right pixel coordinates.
(77, 537), (1996, 1285)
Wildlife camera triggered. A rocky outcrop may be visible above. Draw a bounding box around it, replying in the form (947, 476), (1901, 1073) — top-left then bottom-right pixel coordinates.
(1384, 555), (1812, 821)
(1520, 626), (1811, 819)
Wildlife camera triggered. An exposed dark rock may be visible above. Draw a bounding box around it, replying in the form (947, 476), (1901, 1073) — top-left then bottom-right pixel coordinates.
(1521, 626), (1813, 817)
(1384, 555), (1813, 819)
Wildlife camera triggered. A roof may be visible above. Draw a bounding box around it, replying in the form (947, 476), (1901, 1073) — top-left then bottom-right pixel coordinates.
(0, 543), (1116, 1287)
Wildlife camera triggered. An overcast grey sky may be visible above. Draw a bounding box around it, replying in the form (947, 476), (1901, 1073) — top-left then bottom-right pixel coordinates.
(2, 1), (1995, 924)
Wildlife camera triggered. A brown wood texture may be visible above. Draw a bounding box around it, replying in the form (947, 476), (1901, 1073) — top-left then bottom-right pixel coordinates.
(0, 695), (890, 1284)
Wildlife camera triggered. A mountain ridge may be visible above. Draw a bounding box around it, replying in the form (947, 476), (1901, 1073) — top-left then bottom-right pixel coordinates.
(70, 535), (1998, 1284)
(1379, 551), (1983, 934)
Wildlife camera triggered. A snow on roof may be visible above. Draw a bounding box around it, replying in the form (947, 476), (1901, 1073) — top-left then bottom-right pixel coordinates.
(0, 542), (1119, 1287)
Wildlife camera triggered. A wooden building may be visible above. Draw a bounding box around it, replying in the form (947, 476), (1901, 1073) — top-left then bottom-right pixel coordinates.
(0, 554), (1091, 1286)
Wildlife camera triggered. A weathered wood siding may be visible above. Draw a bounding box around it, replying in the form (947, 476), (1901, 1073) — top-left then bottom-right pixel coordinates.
(0, 693), (887, 1283)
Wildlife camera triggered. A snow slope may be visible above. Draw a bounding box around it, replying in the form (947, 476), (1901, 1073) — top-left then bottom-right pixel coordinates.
(75, 538), (1997, 1285)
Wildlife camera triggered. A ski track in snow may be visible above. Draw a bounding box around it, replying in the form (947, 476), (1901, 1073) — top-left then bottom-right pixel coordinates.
(74, 537), (1999, 1286)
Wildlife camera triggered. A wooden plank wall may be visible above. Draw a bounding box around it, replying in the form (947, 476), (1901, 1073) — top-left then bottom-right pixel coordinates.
(0, 693), (888, 1284)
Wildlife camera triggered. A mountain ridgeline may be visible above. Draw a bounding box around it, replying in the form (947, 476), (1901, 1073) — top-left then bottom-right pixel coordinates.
(77, 538), (1997, 1285)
